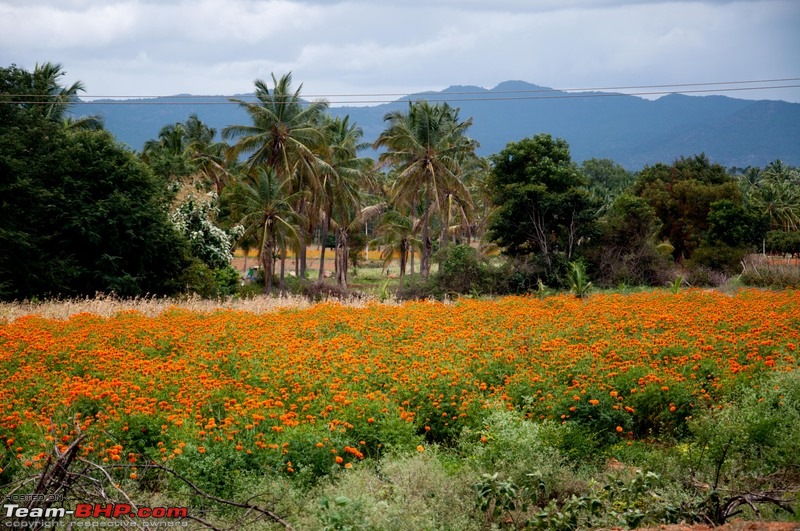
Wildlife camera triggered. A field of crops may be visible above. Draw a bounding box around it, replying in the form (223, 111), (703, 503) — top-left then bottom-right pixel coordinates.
(1, 289), (797, 473)
(1, 289), (799, 528)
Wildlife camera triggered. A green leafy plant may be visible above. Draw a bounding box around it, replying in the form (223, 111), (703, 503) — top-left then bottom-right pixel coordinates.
(567, 261), (593, 298)
(669, 274), (685, 294)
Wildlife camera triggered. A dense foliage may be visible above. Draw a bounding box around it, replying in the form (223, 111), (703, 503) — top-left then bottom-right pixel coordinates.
(3, 62), (800, 300)
(1, 64), (190, 299)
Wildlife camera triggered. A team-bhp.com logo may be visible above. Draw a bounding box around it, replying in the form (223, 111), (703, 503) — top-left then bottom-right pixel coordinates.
(4, 503), (188, 527)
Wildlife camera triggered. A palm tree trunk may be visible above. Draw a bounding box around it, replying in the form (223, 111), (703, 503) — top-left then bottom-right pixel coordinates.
(263, 240), (274, 294)
(421, 190), (431, 278)
(318, 205), (332, 281)
(279, 245), (287, 297)
(400, 239), (408, 277)
(337, 230), (348, 288)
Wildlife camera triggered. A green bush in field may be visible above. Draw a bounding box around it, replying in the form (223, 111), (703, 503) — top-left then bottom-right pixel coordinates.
(300, 450), (479, 531)
(460, 409), (570, 499)
(689, 371), (800, 478)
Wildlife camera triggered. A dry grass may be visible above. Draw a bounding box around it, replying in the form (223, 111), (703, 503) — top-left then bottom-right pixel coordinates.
(0, 293), (330, 323)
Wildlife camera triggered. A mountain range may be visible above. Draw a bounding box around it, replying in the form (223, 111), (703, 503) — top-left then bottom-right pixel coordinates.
(75, 80), (800, 170)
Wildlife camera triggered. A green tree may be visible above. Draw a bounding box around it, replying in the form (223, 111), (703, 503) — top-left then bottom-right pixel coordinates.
(634, 154), (741, 261)
(374, 101), (478, 278)
(316, 115), (371, 284)
(223, 73), (328, 278)
(580, 158), (634, 213)
(585, 194), (671, 286)
(1, 64), (189, 299)
(371, 210), (421, 278)
(224, 167), (303, 294)
(705, 199), (767, 249)
(487, 134), (598, 284)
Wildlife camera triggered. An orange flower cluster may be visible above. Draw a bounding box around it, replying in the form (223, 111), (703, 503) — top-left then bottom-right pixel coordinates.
(0, 290), (797, 474)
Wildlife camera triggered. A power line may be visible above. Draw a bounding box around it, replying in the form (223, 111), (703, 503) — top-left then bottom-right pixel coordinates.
(3, 78), (799, 106)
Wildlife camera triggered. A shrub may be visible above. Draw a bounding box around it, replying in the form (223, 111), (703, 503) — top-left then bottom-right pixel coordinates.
(683, 265), (729, 287)
(300, 451), (479, 531)
(688, 244), (748, 275)
(394, 276), (441, 301)
(434, 244), (491, 295)
(303, 281), (360, 302)
(566, 261), (593, 298)
(214, 265), (241, 297)
(740, 256), (800, 288)
(460, 409), (568, 496)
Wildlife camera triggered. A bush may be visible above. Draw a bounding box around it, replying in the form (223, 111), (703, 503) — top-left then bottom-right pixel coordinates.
(460, 409), (569, 496)
(214, 265), (241, 297)
(435, 244), (491, 295)
(688, 244), (748, 275)
(300, 451), (479, 531)
(683, 265), (730, 288)
(178, 258), (219, 298)
(683, 371), (800, 523)
(740, 256), (800, 288)
(303, 281), (361, 302)
(179, 260), (242, 298)
(394, 276), (442, 301)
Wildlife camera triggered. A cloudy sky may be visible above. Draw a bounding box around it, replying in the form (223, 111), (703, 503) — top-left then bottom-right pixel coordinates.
(1, 0), (798, 105)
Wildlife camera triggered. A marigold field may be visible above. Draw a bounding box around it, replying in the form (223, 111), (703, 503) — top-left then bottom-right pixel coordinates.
(1, 289), (799, 528)
(1, 289), (797, 471)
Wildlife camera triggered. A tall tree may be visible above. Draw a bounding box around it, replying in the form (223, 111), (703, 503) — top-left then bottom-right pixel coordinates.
(371, 210), (421, 278)
(374, 101), (478, 277)
(634, 154), (741, 261)
(224, 167), (303, 293)
(223, 73), (328, 278)
(1, 64), (188, 299)
(487, 134), (598, 282)
(316, 115), (370, 282)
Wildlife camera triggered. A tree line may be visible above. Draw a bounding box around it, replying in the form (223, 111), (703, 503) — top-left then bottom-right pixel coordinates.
(2, 63), (799, 301)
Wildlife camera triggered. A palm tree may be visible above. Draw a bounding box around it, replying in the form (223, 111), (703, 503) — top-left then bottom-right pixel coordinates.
(374, 101), (479, 277)
(223, 73), (329, 278)
(24, 62), (103, 131)
(225, 167), (304, 294)
(181, 114), (234, 194)
(743, 162), (800, 232)
(316, 115), (372, 281)
(142, 122), (194, 181)
(371, 210), (422, 278)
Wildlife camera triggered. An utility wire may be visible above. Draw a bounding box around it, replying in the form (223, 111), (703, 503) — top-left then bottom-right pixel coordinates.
(31, 77), (799, 99)
(3, 79), (799, 105)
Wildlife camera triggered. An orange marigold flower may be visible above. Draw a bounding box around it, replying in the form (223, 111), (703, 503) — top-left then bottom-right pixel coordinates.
(335, 456), (343, 464)
(616, 426), (624, 433)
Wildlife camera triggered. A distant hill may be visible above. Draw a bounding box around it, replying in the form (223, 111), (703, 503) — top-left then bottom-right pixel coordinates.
(74, 81), (800, 170)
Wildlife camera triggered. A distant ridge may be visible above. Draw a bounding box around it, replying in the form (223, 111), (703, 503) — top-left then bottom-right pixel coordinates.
(75, 81), (800, 170)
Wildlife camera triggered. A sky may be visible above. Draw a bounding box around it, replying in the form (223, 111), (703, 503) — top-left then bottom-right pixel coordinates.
(1, 0), (799, 105)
